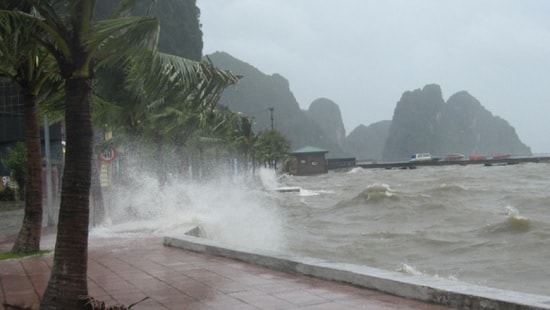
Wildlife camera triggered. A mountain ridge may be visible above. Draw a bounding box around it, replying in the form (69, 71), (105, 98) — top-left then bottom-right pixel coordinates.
(383, 84), (531, 160)
(208, 51), (349, 158)
(207, 52), (532, 161)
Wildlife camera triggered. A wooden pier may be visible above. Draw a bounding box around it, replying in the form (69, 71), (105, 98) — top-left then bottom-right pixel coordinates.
(355, 156), (550, 170)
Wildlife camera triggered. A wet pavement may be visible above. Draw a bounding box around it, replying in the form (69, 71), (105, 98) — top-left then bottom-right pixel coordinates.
(0, 230), (454, 309)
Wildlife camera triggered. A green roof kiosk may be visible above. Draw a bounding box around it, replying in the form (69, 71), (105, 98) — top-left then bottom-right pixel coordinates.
(290, 146), (328, 176)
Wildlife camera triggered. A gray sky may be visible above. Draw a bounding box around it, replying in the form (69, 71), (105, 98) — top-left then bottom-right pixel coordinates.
(197, 0), (550, 153)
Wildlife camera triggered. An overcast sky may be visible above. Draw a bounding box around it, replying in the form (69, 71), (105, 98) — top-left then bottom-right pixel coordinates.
(197, 0), (550, 153)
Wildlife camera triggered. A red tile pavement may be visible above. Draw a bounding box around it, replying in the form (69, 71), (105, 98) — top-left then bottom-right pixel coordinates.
(0, 233), (455, 309)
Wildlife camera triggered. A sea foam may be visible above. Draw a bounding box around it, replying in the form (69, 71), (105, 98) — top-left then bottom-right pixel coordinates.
(91, 167), (285, 251)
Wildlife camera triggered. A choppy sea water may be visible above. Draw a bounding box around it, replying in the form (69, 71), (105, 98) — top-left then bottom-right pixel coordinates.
(274, 163), (550, 296)
(91, 163), (550, 297)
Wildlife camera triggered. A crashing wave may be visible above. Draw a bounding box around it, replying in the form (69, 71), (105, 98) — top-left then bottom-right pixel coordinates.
(361, 183), (398, 201)
(483, 206), (532, 234)
(396, 262), (422, 276)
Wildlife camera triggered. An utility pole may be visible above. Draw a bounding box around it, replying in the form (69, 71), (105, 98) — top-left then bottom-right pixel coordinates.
(268, 107), (275, 169)
(268, 107), (274, 130)
(44, 115), (55, 226)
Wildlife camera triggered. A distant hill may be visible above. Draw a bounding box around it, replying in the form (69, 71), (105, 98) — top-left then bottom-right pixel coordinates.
(97, 3), (531, 163)
(306, 98), (346, 147)
(207, 52), (349, 158)
(207, 53), (531, 162)
(383, 84), (531, 160)
(344, 121), (391, 161)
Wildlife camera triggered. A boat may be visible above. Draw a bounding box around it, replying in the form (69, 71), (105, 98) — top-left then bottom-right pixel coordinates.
(491, 152), (511, 159)
(469, 154), (486, 161)
(409, 153), (432, 162)
(445, 153), (465, 161)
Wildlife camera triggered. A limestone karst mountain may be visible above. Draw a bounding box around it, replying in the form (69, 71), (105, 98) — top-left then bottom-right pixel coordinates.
(306, 98), (346, 148)
(382, 84), (531, 160)
(345, 121), (391, 161)
(94, 1), (532, 163)
(207, 53), (531, 162)
(207, 52), (348, 157)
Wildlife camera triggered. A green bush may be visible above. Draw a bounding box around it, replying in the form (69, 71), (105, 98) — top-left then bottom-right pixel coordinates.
(2, 142), (27, 198)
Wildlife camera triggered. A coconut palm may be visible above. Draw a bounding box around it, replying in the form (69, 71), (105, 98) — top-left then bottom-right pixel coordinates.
(1, 0), (160, 307)
(232, 114), (257, 172)
(93, 53), (239, 181)
(2, 1), (239, 306)
(255, 129), (291, 169)
(0, 2), (61, 254)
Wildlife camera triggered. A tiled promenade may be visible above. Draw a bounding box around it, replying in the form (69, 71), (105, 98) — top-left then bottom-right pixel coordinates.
(0, 231), (453, 309)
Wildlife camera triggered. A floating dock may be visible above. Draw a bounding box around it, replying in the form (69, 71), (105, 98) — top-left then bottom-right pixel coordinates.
(274, 186), (301, 193)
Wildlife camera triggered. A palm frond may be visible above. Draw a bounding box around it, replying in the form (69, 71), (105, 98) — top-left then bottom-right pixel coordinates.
(91, 94), (124, 127)
(38, 90), (65, 123)
(0, 8), (63, 104)
(25, 2), (73, 60)
(127, 52), (239, 112)
(89, 16), (159, 69)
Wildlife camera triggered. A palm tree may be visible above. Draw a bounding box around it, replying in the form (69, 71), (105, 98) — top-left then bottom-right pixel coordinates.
(232, 115), (257, 172)
(0, 2), (61, 254)
(255, 130), (291, 169)
(2, 2), (238, 306)
(93, 53), (239, 181)
(1, 1), (160, 308)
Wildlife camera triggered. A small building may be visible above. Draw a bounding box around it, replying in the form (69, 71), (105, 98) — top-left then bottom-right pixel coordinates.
(290, 146), (328, 176)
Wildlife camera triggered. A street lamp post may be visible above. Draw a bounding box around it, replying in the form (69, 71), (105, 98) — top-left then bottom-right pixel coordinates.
(268, 107), (274, 130)
(44, 115), (55, 226)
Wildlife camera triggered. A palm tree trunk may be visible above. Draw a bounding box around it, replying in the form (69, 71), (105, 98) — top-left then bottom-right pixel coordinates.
(11, 92), (42, 254)
(41, 78), (93, 309)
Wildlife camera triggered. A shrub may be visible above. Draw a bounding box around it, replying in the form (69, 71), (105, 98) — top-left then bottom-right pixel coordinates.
(2, 142), (27, 197)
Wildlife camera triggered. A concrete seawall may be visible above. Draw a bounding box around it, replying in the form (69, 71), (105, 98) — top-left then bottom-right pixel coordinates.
(164, 227), (550, 310)
(355, 156), (550, 170)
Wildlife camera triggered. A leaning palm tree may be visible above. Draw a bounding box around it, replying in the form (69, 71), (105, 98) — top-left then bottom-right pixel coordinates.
(41, 4), (158, 309)
(0, 2), (61, 254)
(231, 114), (257, 172)
(3, 1), (238, 307)
(1, 1), (160, 308)
(93, 52), (239, 180)
(254, 129), (291, 169)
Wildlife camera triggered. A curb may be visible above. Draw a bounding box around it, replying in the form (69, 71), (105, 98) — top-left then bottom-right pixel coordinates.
(164, 227), (550, 310)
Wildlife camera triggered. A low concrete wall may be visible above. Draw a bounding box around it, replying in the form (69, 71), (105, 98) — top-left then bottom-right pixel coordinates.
(164, 228), (550, 310)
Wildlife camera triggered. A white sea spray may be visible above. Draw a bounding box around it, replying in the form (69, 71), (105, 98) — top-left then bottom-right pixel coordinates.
(91, 167), (285, 251)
